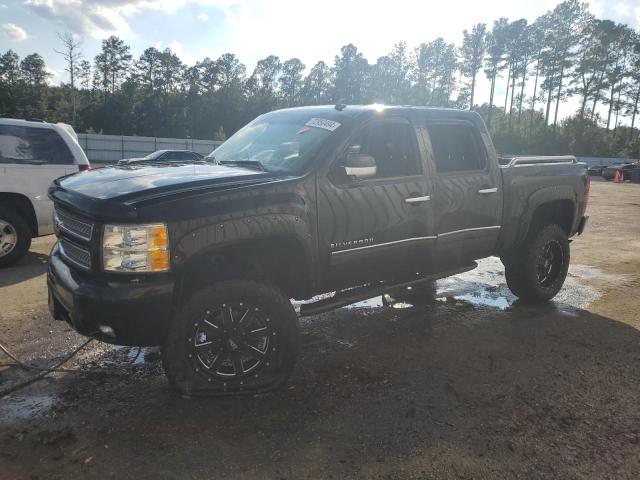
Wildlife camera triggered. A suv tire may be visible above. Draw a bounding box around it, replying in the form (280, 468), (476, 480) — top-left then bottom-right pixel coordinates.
(503, 224), (570, 303)
(162, 280), (299, 396)
(0, 206), (32, 268)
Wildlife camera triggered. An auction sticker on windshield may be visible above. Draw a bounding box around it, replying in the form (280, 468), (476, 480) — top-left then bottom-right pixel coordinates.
(305, 118), (341, 132)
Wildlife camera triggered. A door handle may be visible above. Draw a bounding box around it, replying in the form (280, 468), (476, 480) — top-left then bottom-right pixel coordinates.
(478, 187), (498, 195)
(405, 195), (431, 204)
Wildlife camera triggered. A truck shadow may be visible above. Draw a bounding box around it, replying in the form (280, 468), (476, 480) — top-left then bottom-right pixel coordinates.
(2, 295), (640, 479)
(0, 251), (49, 288)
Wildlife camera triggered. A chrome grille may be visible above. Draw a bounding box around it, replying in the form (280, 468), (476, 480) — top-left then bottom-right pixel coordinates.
(54, 208), (94, 241)
(60, 239), (92, 270)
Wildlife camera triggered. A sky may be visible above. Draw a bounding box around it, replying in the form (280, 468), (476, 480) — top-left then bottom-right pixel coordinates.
(1, 0), (639, 120)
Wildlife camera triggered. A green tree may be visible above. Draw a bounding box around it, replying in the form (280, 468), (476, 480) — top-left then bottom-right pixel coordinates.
(484, 18), (509, 127)
(541, 0), (591, 127)
(280, 58), (305, 105)
(55, 32), (83, 127)
(301, 61), (331, 104)
(94, 36), (132, 97)
(603, 25), (633, 129)
(332, 44), (369, 103)
(461, 23), (487, 109)
(0, 50), (21, 114)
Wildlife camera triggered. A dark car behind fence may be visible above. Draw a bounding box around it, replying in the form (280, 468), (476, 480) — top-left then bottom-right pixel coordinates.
(76, 133), (223, 165)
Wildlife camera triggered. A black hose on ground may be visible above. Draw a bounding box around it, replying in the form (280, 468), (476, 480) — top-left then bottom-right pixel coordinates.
(0, 339), (94, 397)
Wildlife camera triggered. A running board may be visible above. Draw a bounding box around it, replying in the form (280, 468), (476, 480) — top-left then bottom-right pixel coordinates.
(299, 262), (477, 317)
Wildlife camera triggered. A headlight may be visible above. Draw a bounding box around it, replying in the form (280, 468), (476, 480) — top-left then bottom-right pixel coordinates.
(102, 224), (169, 272)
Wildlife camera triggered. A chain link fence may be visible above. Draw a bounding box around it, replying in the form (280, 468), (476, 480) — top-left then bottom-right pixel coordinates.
(77, 134), (223, 164)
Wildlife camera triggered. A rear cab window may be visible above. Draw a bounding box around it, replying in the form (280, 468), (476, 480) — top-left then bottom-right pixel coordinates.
(0, 125), (74, 165)
(427, 123), (487, 174)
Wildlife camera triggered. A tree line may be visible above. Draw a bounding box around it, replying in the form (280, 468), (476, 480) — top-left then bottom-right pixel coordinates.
(0, 0), (639, 158)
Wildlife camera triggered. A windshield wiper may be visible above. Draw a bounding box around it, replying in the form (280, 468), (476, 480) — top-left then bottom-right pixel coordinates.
(218, 160), (265, 172)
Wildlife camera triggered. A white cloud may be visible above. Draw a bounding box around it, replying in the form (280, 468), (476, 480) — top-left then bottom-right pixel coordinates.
(169, 40), (196, 65)
(155, 39), (196, 65)
(2, 22), (28, 42)
(592, 0), (640, 28)
(24, 0), (186, 39)
(46, 66), (65, 85)
(23, 0), (640, 46)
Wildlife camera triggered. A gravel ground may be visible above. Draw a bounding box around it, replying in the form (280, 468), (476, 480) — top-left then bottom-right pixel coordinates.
(1, 180), (639, 480)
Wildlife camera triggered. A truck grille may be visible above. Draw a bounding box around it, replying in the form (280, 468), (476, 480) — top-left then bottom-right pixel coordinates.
(54, 208), (94, 241)
(60, 238), (92, 270)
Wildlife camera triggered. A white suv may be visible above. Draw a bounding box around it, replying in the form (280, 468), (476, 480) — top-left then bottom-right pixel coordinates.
(0, 118), (90, 267)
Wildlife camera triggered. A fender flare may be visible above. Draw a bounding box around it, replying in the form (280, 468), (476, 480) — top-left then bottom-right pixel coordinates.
(515, 185), (578, 245)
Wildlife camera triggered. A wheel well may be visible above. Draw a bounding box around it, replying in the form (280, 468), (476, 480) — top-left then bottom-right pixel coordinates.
(0, 193), (37, 236)
(529, 199), (575, 237)
(177, 237), (313, 305)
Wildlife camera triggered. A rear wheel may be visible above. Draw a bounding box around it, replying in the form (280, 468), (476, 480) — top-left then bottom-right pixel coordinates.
(503, 224), (570, 303)
(0, 206), (32, 268)
(162, 280), (299, 396)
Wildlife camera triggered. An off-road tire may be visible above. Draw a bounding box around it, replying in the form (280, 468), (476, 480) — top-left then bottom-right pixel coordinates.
(503, 224), (570, 303)
(0, 206), (32, 268)
(162, 280), (299, 396)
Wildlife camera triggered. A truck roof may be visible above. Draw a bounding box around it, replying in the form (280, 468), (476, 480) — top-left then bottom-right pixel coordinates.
(268, 104), (483, 124)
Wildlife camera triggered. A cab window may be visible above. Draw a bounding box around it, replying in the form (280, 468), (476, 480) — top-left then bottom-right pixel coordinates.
(346, 121), (422, 179)
(428, 124), (486, 173)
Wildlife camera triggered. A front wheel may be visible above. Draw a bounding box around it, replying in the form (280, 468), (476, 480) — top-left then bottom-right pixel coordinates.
(503, 224), (570, 303)
(162, 280), (299, 396)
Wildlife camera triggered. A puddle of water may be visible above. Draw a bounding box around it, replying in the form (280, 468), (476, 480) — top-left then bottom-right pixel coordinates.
(110, 346), (159, 365)
(453, 290), (511, 310)
(0, 393), (55, 425)
(298, 257), (615, 316)
(348, 297), (383, 309)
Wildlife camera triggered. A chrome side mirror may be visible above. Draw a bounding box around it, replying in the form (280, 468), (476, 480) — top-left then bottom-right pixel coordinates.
(343, 154), (377, 180)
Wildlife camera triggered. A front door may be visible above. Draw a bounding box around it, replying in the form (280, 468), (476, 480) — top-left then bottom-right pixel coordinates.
(423, 121), (503, 268)
(317, 115), (436, 289)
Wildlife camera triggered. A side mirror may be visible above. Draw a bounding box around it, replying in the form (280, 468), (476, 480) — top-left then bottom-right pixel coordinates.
(343, 154), (377, 180)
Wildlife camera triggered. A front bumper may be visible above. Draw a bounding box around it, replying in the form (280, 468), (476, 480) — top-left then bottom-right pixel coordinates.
(47, 242), (175, 346)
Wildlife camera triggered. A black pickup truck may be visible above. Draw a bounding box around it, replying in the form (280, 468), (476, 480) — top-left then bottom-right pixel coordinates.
(48, 105), (589, 395)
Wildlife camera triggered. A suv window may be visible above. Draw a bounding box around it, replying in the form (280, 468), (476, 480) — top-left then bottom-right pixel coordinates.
(0, 125), (74, 165)
(347, 121), (421, 178)
(428, 124), (486, 173)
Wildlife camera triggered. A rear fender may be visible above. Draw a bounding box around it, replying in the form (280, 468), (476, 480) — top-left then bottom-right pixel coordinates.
(516, 186), (578, 245)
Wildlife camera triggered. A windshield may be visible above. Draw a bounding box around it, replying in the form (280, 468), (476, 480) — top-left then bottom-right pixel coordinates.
(207, 117), (339, 173)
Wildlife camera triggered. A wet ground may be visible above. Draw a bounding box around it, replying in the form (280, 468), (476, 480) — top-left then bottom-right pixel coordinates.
(1, 181), (640, 479)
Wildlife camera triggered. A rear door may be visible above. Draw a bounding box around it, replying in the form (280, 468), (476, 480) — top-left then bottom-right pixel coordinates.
(0, 124), (78, 235)
(318, 115), (436, 288)
(423, 121), (503, 266)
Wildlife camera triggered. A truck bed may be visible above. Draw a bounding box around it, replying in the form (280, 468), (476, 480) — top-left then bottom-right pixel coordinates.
(497, 155), (588, 250)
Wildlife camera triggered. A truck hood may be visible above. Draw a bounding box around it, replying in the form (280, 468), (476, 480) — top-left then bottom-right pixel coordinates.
(57, 163), (274, 201)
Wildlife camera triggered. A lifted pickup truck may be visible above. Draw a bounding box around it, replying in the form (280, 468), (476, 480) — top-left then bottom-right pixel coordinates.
(47, 105), (589, 395)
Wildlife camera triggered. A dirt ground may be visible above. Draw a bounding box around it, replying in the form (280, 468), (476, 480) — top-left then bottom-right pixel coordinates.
(1, 180), (639, 480)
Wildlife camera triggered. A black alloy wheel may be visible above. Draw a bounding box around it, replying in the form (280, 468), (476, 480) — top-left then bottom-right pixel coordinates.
(189, 302), (274, 381)
(163, 280), (299, 395)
